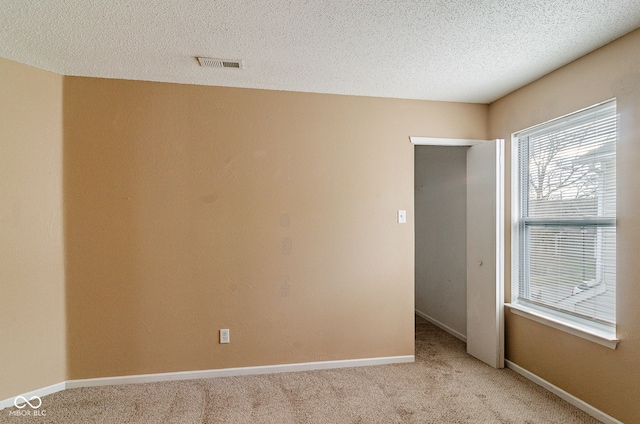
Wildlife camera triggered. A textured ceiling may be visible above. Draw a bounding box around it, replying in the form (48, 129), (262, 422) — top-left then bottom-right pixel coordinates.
(1, 1), (640, 103)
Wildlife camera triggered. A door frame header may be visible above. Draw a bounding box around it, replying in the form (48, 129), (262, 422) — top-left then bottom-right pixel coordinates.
(410, 137), (488, 146)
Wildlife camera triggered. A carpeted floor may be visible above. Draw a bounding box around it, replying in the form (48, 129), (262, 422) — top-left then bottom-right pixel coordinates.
(1, 316), (600, 423)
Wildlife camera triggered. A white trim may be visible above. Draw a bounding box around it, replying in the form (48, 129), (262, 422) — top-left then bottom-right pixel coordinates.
(66, 355), (414, 388)
(510, 132), (521, 303)
(0, 381), (66, 410)
(415, 309), (467, 343)
(496, 138), (506, 368)
(409, 136), (487, 146)
(506, 303), (619, 349)
(65, 356), (414, 388)
(505, 360), (623, 424)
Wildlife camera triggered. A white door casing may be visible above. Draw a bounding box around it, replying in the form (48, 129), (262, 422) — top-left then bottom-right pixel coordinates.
(411, 137), (504, 369)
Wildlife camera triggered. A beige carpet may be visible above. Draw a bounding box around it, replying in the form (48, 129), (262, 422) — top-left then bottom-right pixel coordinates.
(1, 316), (600, 423)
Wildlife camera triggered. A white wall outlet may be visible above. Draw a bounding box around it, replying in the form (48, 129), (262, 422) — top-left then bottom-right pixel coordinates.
(220, 329), (230, 344)
(398, 210), (407, 224)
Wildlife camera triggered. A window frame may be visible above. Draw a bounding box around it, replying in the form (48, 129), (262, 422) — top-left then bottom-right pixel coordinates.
(508, 99), (619, 349)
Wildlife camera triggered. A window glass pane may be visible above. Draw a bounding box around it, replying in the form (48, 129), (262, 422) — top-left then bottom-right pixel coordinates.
(515, 100), (616, 331)
(522, 225), (616, 325)
(525, 113), (616, 219)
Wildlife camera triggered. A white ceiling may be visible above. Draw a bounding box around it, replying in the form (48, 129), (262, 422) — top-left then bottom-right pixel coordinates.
(2, 1), (639, 104)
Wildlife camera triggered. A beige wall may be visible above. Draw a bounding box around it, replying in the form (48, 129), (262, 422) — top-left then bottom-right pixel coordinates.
(63, 77), (488, 379)
(0, 59), (66, 400)
(490, 28), (640, 423)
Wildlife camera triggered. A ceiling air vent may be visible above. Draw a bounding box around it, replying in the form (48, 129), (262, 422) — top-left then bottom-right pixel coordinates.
(197, 57), (243, 69)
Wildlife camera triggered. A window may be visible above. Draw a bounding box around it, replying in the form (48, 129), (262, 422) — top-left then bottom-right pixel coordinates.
(512, 100), (617, 342)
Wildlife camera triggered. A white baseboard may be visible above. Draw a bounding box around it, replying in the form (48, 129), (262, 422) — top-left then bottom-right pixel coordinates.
(0, 381), (66, 410)
(505, 360), (623, 424)
(66, 355), (414, 389)
(415, 309), (467, 343)
(1, 355), (414, 409)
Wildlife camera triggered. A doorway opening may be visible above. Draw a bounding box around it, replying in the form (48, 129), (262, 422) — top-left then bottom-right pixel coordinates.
(412, 137), (505, 368)
(415, 145), (468, 341)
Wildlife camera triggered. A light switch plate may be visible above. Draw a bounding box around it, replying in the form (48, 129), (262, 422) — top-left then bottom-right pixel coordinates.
(398, 210), (406, 224)
(220, 329), (230, 344)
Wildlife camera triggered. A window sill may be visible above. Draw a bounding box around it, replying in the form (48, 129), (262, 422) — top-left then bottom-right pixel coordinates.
(505, 303), (619, 349)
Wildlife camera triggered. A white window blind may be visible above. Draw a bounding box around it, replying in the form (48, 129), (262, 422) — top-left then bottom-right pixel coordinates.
(515, 100), (616, 333)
